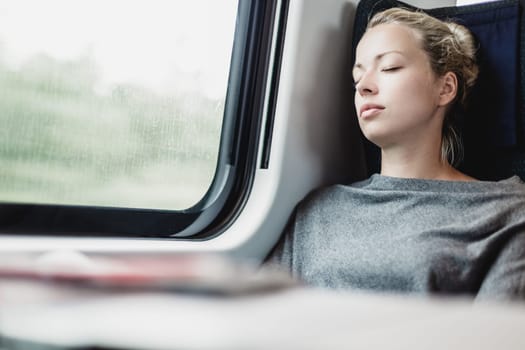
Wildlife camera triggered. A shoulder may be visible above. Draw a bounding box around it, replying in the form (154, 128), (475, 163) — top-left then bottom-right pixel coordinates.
(296, 177), (374, 216)
(475, 176), (525, 203)
(496, 175), (525, 190)
(295, 185), (342, 218)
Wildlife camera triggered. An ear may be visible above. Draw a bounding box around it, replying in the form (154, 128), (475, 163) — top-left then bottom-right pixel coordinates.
(437, 72), (458, 107)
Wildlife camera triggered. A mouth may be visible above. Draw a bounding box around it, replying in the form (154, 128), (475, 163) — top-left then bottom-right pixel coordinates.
(360, 104), (385, 119)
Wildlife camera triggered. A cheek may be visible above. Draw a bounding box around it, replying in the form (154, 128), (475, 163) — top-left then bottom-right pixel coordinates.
(391, 75), (437, 111)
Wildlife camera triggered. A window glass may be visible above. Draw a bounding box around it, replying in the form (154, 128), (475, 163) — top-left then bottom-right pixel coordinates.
(456, 0), (498, 5)
(0, 0), (237, 210)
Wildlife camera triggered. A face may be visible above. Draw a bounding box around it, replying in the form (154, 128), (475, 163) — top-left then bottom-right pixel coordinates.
(353, 23), (446, 149)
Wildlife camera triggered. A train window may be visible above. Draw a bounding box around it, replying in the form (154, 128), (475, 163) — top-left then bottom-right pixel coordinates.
(0, 0), (236, 210)
(0, 0), (284, 237)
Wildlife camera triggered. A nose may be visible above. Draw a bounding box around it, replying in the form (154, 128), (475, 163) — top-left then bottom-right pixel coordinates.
(356, 72), (378, 96)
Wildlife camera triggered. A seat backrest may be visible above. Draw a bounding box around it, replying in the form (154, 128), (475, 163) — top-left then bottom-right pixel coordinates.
(352, 0), (525, 181)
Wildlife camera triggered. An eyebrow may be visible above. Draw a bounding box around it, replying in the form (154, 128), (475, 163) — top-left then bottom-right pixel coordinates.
(353, 50), (405, 71)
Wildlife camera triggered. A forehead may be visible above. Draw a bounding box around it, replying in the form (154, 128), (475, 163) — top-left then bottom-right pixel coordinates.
(355, 23), (423, 62)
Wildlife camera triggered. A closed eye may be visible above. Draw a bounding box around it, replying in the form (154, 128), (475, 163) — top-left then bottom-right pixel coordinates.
(381, 66), (401, 72)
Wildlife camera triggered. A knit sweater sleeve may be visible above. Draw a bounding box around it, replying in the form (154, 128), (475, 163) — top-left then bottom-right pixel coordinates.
(477, 229), (525, 300)
(263, 208), (298, 276)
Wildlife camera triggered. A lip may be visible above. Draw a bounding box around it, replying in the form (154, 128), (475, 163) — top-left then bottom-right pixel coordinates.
(360, 104), (385, 119)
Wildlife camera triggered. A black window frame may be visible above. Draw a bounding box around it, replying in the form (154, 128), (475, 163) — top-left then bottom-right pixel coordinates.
(0, 0), (289, 239)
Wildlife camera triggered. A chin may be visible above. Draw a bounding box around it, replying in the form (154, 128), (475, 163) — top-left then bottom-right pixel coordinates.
(360, 129), (390, 148)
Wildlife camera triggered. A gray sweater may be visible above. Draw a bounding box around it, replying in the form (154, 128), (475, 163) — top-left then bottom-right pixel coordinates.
(269, 174), (525, 300)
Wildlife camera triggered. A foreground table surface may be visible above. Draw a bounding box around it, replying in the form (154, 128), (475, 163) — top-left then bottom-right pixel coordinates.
(1, 281), (525, 350)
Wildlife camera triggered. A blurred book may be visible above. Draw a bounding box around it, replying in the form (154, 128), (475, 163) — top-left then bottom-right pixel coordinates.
(0, 250), (298, 296)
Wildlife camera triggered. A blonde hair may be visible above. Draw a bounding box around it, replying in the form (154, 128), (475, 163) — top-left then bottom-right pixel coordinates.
(366, 8), (479, 167)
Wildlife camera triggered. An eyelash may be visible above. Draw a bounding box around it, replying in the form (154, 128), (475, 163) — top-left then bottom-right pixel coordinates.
(353, 66), (402, 87)
(381, 66), (401, 72)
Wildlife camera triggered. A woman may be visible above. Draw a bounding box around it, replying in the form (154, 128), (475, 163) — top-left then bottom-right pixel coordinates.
(268, 8), (525, 300)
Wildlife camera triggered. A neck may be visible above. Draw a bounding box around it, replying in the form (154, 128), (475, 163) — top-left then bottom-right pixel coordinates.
(380, 140), (473, 181)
